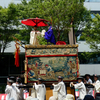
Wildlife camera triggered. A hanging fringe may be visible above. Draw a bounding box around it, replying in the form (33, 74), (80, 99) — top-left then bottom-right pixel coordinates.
(15, 42), (20, 67)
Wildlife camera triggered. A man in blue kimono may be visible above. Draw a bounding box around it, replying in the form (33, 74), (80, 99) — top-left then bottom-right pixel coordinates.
(44, 26), (56, 44)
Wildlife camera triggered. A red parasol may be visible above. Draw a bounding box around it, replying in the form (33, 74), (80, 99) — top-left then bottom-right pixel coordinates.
(21, 17), (49, 27)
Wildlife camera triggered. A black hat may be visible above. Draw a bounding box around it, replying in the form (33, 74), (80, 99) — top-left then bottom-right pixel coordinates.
(16, 78), (22, 83)
(93, 74), (98, 78)
(38, 78), (43, 81)
(77, 77), (83, 80)
(9, 76), (16, 82)
(7, 78), (14, 83)
(85, 74), (91, 77)
(58, 76), (63, 79)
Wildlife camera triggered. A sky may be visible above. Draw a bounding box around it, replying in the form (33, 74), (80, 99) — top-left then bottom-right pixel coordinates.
(85, 0), (100, 2)
(0, 0), (22, 8)
(0, 0), (30, 8)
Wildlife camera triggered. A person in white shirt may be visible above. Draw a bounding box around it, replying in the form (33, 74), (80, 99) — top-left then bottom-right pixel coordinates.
(33, 78), (46, 100)
(70, 77), (86, 100)
(52, 76), (66, 100)
(92, 75), (100, 99)
(16, 77), (24, 100)
(5, 78), (13, 100)
(30, 26), (41, 45)
(85, 74), (93, 96)
(5, 76), (20, 100)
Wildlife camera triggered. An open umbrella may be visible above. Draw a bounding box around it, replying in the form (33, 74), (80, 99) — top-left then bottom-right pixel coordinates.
(21, 17), (49, 27)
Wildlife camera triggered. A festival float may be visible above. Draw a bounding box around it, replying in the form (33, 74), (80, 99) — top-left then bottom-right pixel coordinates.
(14, 17), (80, 100)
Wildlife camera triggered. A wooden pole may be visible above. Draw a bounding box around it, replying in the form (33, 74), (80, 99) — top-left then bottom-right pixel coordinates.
(24, 58), (27, 83)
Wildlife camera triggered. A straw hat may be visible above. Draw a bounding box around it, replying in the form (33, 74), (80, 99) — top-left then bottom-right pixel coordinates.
(77, 77), (83, 80)
(85, 74), (91, 77)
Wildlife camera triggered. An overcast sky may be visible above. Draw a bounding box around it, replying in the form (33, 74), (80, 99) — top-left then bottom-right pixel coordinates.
(85, 0), (100, 1)
(0, 0), (23, 8)
(1, 0), (100, 8)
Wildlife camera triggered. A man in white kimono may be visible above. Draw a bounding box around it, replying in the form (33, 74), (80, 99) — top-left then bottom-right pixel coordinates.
(70, 77), (86, 100)
(85, 74), (93, 95)
(33, 78), (46, 100)
(5, 77), (20, 100)
(5, 78), (13, 100)
(92, 75), (100, 99)
(52, 76), (66, 100)
(16, 77), (24, 100)
(30, 26), (41, 45)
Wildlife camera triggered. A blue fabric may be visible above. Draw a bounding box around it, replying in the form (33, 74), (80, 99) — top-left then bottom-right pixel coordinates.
(29, 70), (35, 76)
(44, 26), (56, 44)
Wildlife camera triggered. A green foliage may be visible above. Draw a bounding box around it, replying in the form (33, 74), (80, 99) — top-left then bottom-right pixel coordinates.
(37, 35), (48, 45)
(37, 0), (89, 41)
(81, 52), (94, 60)
(79, 52), (100, 64)
(15, 0), (90, 41)
(0, 0), (91, 55)
(0, 3), (19, 56)
(37, 35), (53, 45)
(81, 14), (100, 52)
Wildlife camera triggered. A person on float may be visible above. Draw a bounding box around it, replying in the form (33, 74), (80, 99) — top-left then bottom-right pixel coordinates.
(44, 24), (56, 44)
(52, 76), (66, 100)
(33, 78), (46, 100)
(16, 77), (24, 100)
(70, 77), (86, 100)
(5, 76), (20, 100)
(85, 74), (93, 96)
(30, 25), (41, 45)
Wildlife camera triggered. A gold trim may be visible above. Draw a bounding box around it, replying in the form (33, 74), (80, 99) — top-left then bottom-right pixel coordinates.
(24, 71), (27, 83)
(24, 58), (28, 83)
(25, 44), (78, 49)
